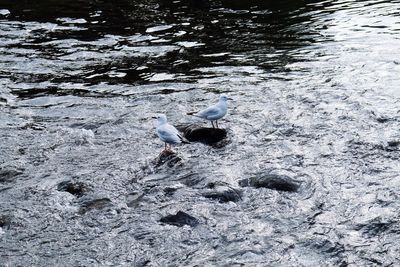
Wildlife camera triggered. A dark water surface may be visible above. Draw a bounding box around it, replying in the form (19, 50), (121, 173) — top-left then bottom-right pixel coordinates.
(1, 0), (400, 266)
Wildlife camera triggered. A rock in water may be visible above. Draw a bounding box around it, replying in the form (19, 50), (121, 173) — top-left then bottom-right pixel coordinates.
(202, 183), (242, 203)
(0, 215), (12, 229)
(182, 125), (227, 145)
(154, 150), (182, 167)
(239, 173), (301, 192)
(78, 198), (113, 214)
(57, 180), (88, 197)
(0, 167), (23, 183)
(160, 211), (199, 227)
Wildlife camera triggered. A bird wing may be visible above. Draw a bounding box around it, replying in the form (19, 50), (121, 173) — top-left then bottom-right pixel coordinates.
(157, 124), (181, 143)
(163, 124), (179, 135)
(196, 105), (220, 119)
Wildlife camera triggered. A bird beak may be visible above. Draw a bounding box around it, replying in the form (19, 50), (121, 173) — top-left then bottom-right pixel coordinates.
(228, 98), (233, 100)
(152, 116), (157, 119)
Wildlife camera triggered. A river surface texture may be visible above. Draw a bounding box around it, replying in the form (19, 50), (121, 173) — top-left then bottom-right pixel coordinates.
(1, 0), (400, 266)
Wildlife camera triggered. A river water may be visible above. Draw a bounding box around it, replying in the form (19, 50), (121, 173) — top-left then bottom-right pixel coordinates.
(1, 0), (400, 266)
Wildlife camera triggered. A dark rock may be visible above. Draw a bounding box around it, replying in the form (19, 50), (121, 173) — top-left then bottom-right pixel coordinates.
(307, 238), (346, 260)
(20, 122), (46, 131)
(79, 198), (112, 214)
(154, 150), (182, 167)
(57, 180), (88, 197)
(163, 186), (179, 196)
(0, 168), (23, 183)
(202, 183), (242, 203)
(127, 192), (144, 208)
(239, 173), (301, 192)
(134, 259), (151, 267)
(69, 122), (102, 130)
(387, 140), (400, 147)
(0, 215), (12, 229)
(203, 190), (241, 203)
(178, 173), (205, 187)
(181, 125), (227, 145)
(354, 218), (395, 237)
(385, 140), (400, 152)
(160, 211), (199, 227)
(376, 116), (390, 123)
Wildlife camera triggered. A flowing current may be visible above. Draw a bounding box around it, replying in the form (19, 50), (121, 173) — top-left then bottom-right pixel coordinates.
(1, 0), (400, 266)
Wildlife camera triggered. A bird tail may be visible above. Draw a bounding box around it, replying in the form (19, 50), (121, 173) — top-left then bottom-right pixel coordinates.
(178, 134), (190, 144)
(187, 111), (201, 118)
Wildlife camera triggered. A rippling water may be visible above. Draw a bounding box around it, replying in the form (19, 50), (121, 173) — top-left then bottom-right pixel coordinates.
(1, 0), (400, 266)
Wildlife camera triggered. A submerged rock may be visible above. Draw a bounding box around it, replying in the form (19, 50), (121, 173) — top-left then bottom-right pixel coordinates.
(181, 125), (227, 145)
(160, 211), (199, 227)
(79, 198), (113, 214)
(126, 192), (145, 208)
(239, 173), (301, 192)
(354, 218), (396, 237)
(178, 172), (205, 187)
(387, 140), (400, 147)
(154, 150), (182, 167)
(57, 180), (88, 197)
(386, 139), (400, 151)
(0, 215), (12, 229)
(0, 167), (23, 183)
(303, 237), (347, 266)
(202, 183), (242, 203)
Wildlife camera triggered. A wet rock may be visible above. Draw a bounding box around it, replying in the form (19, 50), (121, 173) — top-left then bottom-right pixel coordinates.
(202, 183), (242, 203)
(134, 259), (151, 267)
(79, 198), (112, 214)
(163, 185), (182, 196)
(0, 167), (23, 183)
(160, 211), (199, 227)
(69, 122), (103, 130)
(371, 110), (392, 123)
(20, 122), (46, 131)
(0, 215), (12, 229)
(181, 125), (227, 145)
(313, 239), (345, 255)
(154, 150), (182, 167)
(126, 192), (144, 208)
(57, 180), (88, 197)
(305, 238), (346, 265)
(178, 172), (205, 187)
(354, 218), (396, 237)
(376, 116), (390, 123)
(239, 173), (301, 192)
(387, 140), (400, 149)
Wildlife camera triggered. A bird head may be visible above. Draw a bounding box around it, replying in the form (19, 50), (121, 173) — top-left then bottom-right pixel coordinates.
(152, 114), (167, 126)
(220, 94), (228, 102)
(219, 94), (232, 102)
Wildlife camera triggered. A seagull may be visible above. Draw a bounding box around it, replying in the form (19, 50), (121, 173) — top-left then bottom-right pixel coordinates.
(188, 94), (231, 128)
(154, 114), (190, 151)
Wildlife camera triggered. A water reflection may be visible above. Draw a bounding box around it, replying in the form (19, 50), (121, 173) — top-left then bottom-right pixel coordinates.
(0, 0), (338, 89)
(1, 1), (400, 266)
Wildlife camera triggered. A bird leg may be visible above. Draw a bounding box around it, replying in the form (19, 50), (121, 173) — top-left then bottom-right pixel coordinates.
(165, 143), (173, 151)
(163, 143), (167, 152)
(162, 143), (173, 153)
(216, 120), (219, 128)
(211, 121), (215, 128)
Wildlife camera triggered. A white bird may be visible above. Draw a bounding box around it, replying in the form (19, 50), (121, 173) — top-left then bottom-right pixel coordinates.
(154, 114), (189, 151)
(188, 94), (230, 128)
